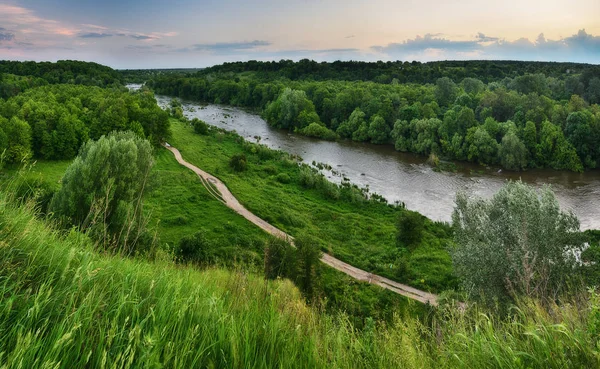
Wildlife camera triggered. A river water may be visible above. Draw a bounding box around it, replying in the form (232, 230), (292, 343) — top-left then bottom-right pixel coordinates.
(148, 91), (600, 230)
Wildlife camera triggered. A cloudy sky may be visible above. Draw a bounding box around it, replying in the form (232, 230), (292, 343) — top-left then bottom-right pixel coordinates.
(0, 0), (599, 69)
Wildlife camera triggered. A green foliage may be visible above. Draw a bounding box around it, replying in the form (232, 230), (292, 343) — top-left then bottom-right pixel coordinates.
(2, 192), (600, 368)
(0, 116), (32, 164)
(167, 119), (455, 292)
(435, 77), (458, 107)
(452, 181), (584, 304)
(0, 60), (122, 86)
(229, 153), (248, 171)
(191, 117), (209, 135)
(264, 87), (319, 130)
(396, 211), (425, 249)
(299, 122), (338, 140)
(149, 60), (600, 171)
(0, 84), (170, 159)
(498, 131), (528, 170)
(50, 131), (155, 254)
(264, 237), (296, 280)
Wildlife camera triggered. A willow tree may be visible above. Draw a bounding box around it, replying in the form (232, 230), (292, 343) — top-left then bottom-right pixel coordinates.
(451, 181), (583, 304)
(50, 131), (154, 254)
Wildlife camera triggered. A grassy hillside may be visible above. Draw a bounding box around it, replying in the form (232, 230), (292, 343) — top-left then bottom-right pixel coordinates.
(0, 193), (598, 368)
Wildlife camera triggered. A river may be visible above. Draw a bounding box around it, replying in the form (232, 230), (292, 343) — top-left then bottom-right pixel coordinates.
(144, 89), (600, 230)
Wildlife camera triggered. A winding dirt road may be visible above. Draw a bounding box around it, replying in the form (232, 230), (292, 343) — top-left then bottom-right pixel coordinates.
(165, 145), (438, 306)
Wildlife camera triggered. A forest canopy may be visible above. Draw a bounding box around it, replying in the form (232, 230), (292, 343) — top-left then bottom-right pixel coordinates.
(146, 59), (600, 172)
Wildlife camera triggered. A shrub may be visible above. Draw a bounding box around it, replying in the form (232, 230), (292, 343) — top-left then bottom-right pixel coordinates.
(191, 118), (209, 135)
(229, 153), (248, 172)
(276, 173), (291, 184)
(396, 211), (425, 249)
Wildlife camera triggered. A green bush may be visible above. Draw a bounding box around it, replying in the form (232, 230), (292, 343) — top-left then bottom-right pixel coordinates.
(298, 122), (338, 141)
(229, 153), (248, 172)
(276, 173), (291, 183)
(191, 118), (209, 135)
(396, 211), (425, 249)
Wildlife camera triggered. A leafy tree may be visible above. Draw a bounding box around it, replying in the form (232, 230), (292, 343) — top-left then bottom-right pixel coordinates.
(336, 107), (365, 138)
(1, 116), (32, 164)
(229, 153), (248, 172)
(498, 131), (528, 170)
(293, 235), (323, 302)
(264, 88), (319, 130)
(466, 126), (499, 164)
(435, 77), (458, 107)
(461, 77), (485, 95)
(50, 131), (154, 254)
(452, 181), (583, 303)
(191, 118), (209, 135)
(586, 77), (600, 105)
(396, 211), (425, 250)
(299, 122), (337, 141)
(264, 238), (296, 280)
(367, 114), (390, 144)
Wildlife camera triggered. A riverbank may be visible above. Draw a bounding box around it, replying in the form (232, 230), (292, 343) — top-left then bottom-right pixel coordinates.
(155, 95), (600, 231)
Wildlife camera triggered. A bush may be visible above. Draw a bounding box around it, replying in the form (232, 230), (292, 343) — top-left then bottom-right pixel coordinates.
(229, 153), (247, 172)
(175, 231), (216, 264)
(396, 211), (425, 249)
(191, 118), (209, 135)
(298, 122), (338, 141)
(275, 173), (291, 184)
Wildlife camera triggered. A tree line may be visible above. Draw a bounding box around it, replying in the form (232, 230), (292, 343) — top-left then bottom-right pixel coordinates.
(0, 84), (169, 165)
(0, 60), (122, 87)
(194, 59), (600, 86)
(148, 63), (600, 172)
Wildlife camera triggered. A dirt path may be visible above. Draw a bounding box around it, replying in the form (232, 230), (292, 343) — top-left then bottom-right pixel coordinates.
(165, 145), (438, 306)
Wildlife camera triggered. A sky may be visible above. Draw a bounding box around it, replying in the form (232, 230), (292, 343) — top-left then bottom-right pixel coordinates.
(0, 0), (599, 69)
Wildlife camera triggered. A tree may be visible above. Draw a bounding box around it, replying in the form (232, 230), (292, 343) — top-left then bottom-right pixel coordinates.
(435, 77), (458, 107)
(264, 88), (319, 130)
(229, 153), (248, 172)
(50, 131), (154, 254)
(466, 126), (499, 165)
(191, 118), (209, 135)
(293, 235), (323, 302)
(396, 211), (425, 250)
(367, 114), (390, 144)
(498, 131), (528, 170)
(1, 116), (32, 164)
(452, 181), (583, 303)
(264, 238), (296, 280)
(336, 107), (365, 138)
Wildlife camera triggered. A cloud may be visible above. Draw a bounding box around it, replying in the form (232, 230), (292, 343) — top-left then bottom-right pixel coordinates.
(78, 32), (112, 39)
(476, 32), (499, 42)
(373, 29), (600, 63)
(372, 33), (481, 55)
(130, 34), (158, 41)
(0, 4), (77, 36)
(0, 27), (15, 42)
(191, 40), (271, 52)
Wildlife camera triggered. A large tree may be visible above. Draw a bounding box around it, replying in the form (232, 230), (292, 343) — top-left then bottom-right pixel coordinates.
(50, 131), (154, 253)
(452, 181), (583, 303)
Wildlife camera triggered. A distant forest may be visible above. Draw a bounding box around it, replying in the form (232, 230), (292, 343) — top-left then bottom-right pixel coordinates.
(145, 59), (600, 172)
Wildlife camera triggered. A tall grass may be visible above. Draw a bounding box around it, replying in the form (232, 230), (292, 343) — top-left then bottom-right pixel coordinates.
(0, 194), (598, 368)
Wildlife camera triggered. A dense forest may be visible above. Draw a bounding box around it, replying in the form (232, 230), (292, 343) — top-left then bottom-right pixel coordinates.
(0, 84), (169, 165)
(147, 59), (600, 172)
